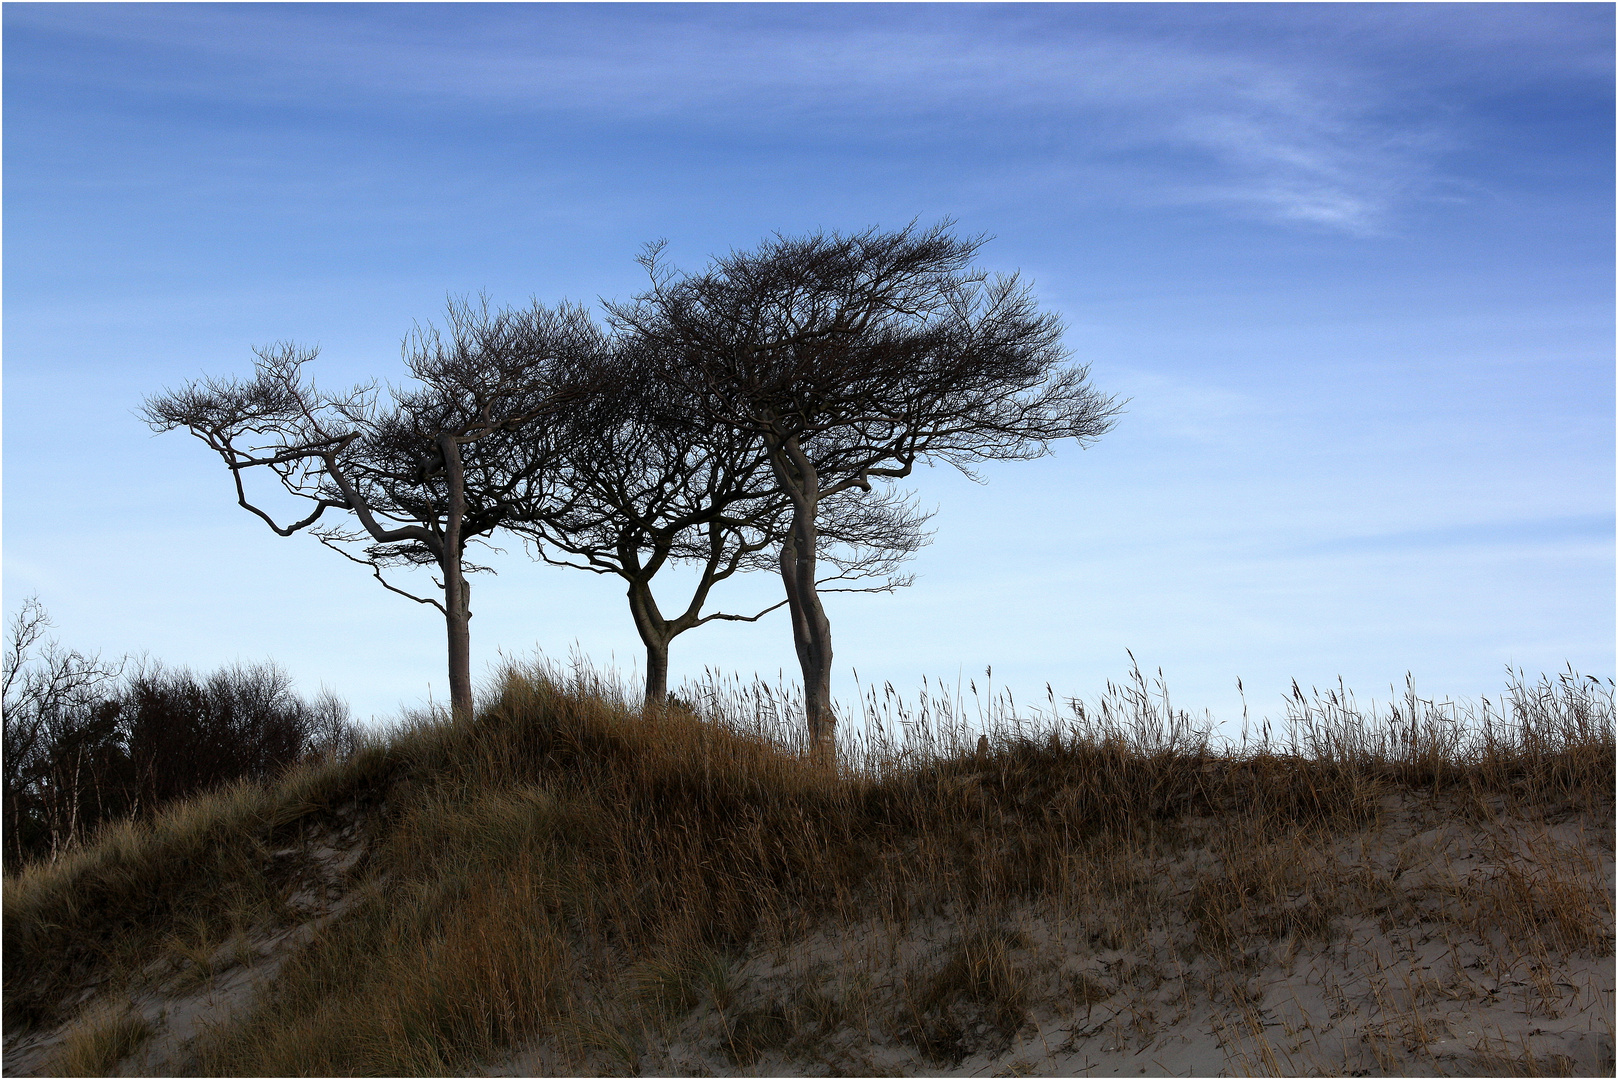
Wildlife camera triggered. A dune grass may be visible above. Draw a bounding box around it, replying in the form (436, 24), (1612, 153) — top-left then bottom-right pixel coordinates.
(3, 662), (1612, 1075)
(42, 999), (153, 1077)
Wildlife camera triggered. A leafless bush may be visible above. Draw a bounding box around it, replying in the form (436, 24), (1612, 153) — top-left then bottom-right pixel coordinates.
(118, 661), (356, 812)
(3, 598), (125, 867)
(2, 599), (358, 870)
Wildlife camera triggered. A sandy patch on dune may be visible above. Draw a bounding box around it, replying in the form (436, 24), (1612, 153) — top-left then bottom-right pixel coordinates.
(491, 802), (1614, 1077)
(2, 804), (371, 1078)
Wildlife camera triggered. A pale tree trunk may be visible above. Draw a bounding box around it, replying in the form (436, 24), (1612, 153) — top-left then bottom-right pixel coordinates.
(439, 434), (476, 723)
(772, 441), (836, 767)
(443, 568), (473, 722)
(622, 535), (737, 708)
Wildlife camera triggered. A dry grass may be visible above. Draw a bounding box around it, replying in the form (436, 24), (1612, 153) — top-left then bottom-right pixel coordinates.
(3, 661), (1612, 1076)
(895, 926), (1032, 1064)
(43, 1000), (153, 1077)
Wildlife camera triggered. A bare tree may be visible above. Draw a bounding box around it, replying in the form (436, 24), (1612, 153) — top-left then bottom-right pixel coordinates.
(515, 346), (930, 704)
(2, 598), (123, 866)
(2, 599), (360, 869)
(143, 299), (600, 721)
(609, 222), (1120, 762)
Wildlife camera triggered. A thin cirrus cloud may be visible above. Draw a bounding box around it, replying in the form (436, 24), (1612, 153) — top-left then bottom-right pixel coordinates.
(1163, 108), (1435, 232)
(10, 5), (1449, 236)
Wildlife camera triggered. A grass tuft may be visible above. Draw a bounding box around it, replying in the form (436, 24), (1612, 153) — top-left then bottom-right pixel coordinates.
(44, 1000), (153, 1077)
(896, 927), (1032, 1063)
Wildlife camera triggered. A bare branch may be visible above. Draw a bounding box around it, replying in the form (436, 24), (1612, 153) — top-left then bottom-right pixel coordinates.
(315, 534), (448, 614)
(692, 597), (792, 627)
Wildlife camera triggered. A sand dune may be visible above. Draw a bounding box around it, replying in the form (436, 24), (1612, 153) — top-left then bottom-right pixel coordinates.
(12, 790), (1607, 1077)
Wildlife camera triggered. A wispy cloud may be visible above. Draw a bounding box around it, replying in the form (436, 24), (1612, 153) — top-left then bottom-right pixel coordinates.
(7, 5), (1600, 233)
(1105, 369), (1263, 445)
(1158, 103), (1437, 233)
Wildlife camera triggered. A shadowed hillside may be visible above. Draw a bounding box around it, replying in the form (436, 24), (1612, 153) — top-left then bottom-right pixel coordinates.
(4, 664), (1613, 1077)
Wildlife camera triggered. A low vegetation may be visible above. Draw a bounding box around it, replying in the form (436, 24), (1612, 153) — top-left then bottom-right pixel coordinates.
(4, 662), (1612, 1076)
(3, 598), (359, 870)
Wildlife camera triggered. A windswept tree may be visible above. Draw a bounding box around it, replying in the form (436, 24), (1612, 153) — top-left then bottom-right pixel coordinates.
(515, 344), (930, 705)
(610, 222), (1120, 762)
(143, 299), (601, 721)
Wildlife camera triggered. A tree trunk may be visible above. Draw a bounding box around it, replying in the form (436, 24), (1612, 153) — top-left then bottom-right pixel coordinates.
(779, 518), (835, 766)
(644, 639), (671, 705)
(440, 434), (475, 723)
(769, 436), (837, 766)
(626, 579), (674, 705)
(444, 569), (474, 722)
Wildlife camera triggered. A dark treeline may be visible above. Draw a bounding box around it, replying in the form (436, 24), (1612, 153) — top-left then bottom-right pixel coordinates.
(143, 221), (1119, 764)
(2, 598), (357, 870)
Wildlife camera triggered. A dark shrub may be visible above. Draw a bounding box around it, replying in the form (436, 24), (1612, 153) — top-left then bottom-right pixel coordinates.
(4, 601), (357, 869)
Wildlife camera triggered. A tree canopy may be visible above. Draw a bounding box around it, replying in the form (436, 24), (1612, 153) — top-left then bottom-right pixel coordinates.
(607, 222), (1120, 759)
(147, 223), (1117, 760)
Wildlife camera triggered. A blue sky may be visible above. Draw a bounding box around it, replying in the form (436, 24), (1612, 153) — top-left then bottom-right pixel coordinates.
(4, 2), (1612, 730)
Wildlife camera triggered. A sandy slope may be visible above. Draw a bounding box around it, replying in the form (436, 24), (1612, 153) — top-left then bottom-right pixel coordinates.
(488, 801), (1615, 1077)
(6, 797), (1612, 1077)
(3, 807), (370, 1078)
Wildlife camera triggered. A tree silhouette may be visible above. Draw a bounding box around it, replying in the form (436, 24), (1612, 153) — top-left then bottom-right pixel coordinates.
(515, 344), (930, 704)
(610, 222), (1120, 762)
(144, 299), (600, 720)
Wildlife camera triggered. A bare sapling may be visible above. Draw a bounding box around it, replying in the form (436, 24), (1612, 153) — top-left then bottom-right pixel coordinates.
(2, 598), (123, 866)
